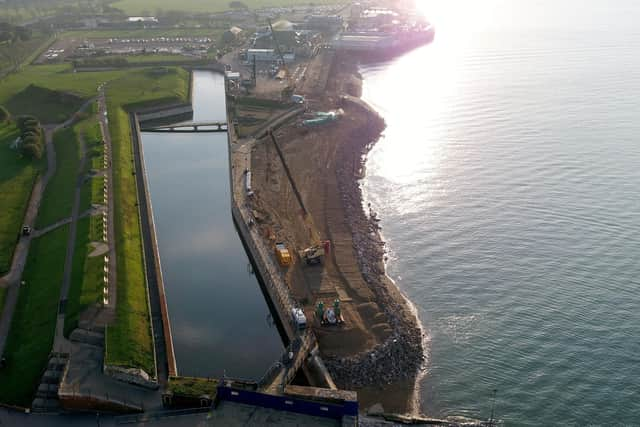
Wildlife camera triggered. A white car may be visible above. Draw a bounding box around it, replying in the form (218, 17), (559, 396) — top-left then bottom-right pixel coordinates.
(291, 308), (307, 330)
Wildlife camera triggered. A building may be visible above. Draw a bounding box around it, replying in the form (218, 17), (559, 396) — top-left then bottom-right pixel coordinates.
(127, 16), (159, 23)
(246, 48), (277, 62)
(223, 26), (244, 43)
(304, 15), (343, 32)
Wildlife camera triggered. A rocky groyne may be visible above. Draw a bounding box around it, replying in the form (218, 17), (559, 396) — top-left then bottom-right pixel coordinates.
(323, 85), (425, 391)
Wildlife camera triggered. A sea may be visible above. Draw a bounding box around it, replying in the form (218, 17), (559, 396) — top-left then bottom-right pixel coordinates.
(360, 0), (640, 425)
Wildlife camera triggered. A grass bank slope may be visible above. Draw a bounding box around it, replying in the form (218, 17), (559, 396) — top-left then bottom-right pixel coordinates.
(0, 122), (41, 273)
(0, 64), (128, 123)
(36, 126), (81, 228)
(0, 225), (69, 407)
(104, 66), (188, 374)
(6, 85), (84, 124)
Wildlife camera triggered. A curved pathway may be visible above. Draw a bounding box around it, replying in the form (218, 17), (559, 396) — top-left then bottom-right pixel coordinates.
(0, 99), (95, 358)
(0, 126), (57, 357)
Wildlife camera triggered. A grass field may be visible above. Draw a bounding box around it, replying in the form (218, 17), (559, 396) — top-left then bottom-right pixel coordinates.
(0, 64), (130, 123)
(104, 66), (189, 374)
(77, 115), (105, 212)
(65, 216), (104, 337)
(0, 225), (69, 407)
(0, 34), (53, 76)
(0, 122), (41, 273)
(5, 85), (85, 124)
(112, 0), (342, 15)
(168, 376), (219, 397)
(36, 126), (81, 229)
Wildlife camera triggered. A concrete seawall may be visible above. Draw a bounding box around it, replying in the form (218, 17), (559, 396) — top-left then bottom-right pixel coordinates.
(130, 112), (178, 381)
(225, 106), (336, 390)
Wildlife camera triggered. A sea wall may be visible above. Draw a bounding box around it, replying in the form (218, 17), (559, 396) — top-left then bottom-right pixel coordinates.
(130, 112), (177, 379)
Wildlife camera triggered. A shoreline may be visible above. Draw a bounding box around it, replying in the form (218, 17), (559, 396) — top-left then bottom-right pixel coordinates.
(315, 54), (427, 414)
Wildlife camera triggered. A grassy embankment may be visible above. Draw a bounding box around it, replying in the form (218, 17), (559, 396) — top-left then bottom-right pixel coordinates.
(35, 126), (82, 228)
(0, 62), (187, 391)
(104, 66), (189, 374)
(64, 215), (105, 336)
(0, 226), (70, 406)
(112, 0), (342, 14)
(64, 110), (109, 336)
(0, 64), (130, 123)
(168, 376), (218, 397)
(0, 121), (41, 273)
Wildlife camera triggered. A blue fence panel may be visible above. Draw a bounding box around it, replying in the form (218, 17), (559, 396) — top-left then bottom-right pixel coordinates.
(217, 386), (358, 419)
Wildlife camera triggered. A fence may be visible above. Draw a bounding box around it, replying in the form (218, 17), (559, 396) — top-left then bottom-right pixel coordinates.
(217, 385), (357, 420)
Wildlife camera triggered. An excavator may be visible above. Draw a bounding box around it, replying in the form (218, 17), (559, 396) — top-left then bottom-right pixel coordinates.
(268, 130), (329, 266)
(267, 18), (295, 101)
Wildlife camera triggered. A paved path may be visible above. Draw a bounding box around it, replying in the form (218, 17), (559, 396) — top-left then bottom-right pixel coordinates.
(33, 216), (72, 238)
(0, 126), (57, 358)
(0, 98), (95, 358)
(53, 132), (87, 353)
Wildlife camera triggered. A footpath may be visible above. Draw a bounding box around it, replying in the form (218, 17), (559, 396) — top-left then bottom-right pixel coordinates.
(0, 100), (94, 357)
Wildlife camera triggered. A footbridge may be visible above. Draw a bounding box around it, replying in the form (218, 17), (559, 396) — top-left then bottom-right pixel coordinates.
(140, 121), (228, 133)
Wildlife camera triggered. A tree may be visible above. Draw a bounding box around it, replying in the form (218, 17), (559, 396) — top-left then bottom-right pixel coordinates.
(22, 142), (42, 160)
(17, 115), (38, 130)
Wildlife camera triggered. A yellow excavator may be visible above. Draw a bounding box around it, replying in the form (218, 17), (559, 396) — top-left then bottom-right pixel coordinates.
(268, 130), (329, 266)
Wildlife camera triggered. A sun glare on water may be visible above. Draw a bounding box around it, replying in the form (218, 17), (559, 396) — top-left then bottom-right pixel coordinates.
(365, 0), (514, 185)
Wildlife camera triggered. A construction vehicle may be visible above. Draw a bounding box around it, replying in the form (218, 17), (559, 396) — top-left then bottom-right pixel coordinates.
(275, 242), (292, 267)
(268, 130), (331, 267)
(316, 299), (344, 326)
(291, 307), (307, 330)
(267, 18), (295, 100)
(301, 240), (331, 265)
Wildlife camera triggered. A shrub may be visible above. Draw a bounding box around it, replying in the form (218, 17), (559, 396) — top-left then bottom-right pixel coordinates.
(22, 143), (42, 160)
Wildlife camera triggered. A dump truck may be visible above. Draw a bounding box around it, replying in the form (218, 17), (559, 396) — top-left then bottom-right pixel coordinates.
(275, 242), (292, 267)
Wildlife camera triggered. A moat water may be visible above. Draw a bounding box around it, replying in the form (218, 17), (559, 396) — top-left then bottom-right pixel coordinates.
(140, 71), (282, 379)
(361, 0), (640, 424)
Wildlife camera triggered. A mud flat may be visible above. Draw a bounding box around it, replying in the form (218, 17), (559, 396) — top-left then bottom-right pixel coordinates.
(247, 52), (426, 414)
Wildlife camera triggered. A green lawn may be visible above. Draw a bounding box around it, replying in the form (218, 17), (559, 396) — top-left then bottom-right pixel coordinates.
(5, 85), (85, 125)
(36, 126), (81, 228)
(0, 122), (41, 273)
(0, 34), (53, 76)
(104, 66), (188, 374)
(65, 216), (105, 337)
(0, 61), (188, 375)
(0, 225), (69, 407)
(168, 376), (218, 397)
(78, 116), (105, 213)
(0, 64), (129, 123)
(80, 176), (105, 214)
(112, 0), (342, 14)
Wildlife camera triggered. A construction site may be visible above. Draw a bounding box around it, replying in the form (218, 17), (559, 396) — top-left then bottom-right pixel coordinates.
(225, 11), (429, 412)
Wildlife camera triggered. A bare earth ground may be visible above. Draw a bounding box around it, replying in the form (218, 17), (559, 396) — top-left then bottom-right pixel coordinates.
(248, 52), (425, 414)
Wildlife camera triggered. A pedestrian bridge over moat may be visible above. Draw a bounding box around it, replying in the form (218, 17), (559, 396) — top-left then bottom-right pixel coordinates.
(140, 121), (228, 133)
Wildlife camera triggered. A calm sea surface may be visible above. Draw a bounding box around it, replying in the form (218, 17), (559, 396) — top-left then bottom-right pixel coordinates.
(361, 0), (640, 425)
(140, 71), (282, 379)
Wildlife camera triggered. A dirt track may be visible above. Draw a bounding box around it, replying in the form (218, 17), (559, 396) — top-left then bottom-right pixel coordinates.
(248, 52), (425, 414)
